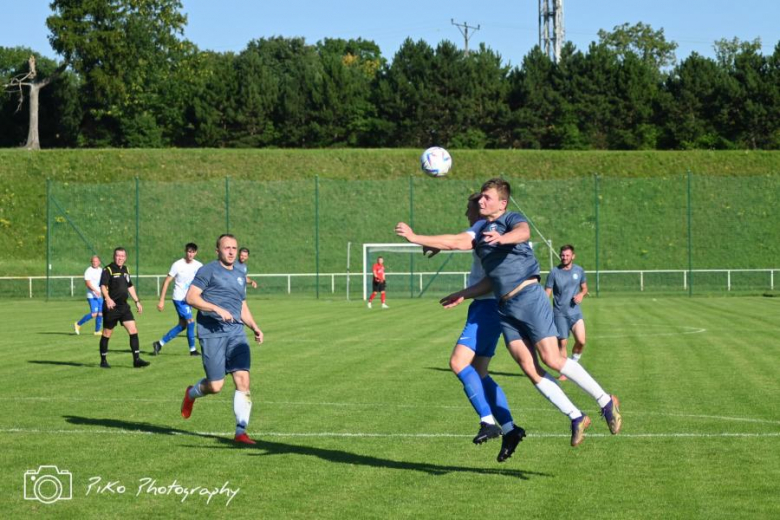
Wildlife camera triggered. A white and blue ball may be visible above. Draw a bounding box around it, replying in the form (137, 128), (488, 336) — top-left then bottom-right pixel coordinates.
(420, 146), (452, 177)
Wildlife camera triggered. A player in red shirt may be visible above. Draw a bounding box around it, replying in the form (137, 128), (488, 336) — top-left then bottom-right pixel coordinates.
(367, 257), (388, 309)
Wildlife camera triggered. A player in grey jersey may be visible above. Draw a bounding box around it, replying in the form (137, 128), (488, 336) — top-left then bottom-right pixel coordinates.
(545, 244), (588, 367)
(180, 234), (264, 445)
(396, 178), (621, 446)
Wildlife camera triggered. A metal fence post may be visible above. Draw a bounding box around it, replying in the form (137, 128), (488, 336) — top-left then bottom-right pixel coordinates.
(315, 175), (320, 299)
(594, 174), (600, 297)
(135, 176), (140, 288)
(687, 170), (693, 297)
(46, 178), (51, 301)
(409, 176), (415, 298)
(225, 176), (230, 233)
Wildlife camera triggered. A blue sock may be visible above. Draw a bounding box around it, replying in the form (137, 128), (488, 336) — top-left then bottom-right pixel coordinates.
(482, 375), (514, 426)
(77, 313), (92, 326)
(95, 315), (102, 331)
(186, 322), (196, 349)
(455, 365), (492, 419)
(162, 324), (184, 344)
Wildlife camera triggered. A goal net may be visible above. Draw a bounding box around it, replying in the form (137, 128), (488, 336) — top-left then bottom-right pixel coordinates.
(362, 243), (474, 300)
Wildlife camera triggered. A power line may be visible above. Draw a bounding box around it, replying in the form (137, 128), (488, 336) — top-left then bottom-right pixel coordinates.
(451, 19), (480, 55)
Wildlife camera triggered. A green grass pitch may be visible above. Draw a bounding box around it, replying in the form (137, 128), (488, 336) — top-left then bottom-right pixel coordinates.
(2, 296), (779, 518)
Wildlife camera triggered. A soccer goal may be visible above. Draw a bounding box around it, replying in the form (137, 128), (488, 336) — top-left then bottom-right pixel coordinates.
(361, 243), (473, 300)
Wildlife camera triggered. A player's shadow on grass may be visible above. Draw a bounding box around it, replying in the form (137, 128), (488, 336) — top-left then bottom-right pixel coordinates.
(425, 367), (525, 378)
(37, 332), (78, 336)
(29, 360), (101, 368)
(63, 415), (551, 480)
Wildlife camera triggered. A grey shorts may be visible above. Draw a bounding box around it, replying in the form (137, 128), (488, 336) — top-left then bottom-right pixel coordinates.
(199, 333), (251, 382)
(498, 283), (558, 346)
(554, 313), (584, 340)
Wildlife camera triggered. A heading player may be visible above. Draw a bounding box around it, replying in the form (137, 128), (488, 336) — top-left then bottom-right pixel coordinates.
(396, 178), (621, 446)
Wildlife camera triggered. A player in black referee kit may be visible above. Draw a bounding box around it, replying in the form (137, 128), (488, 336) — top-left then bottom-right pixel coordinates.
(99, 247), (150, 368)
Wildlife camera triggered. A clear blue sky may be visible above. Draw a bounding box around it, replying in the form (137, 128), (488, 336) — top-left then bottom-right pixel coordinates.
(2, 1), (778, 67)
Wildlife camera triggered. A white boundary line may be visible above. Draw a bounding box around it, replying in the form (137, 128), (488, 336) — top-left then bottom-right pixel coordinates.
(590, 325), (707, 339)
(0, 428), (779, 439)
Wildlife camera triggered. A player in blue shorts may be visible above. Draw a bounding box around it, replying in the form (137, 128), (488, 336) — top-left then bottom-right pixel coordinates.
(74, 255), (104, 336)
(435, 193), (526, 462)
(153, 243), (203, 356)
(180, 234), (264, 445)
(545, 245), (588, 370)
(397, 178), (622, 446)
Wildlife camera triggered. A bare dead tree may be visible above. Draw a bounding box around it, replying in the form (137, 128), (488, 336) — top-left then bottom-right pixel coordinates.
(3, 55), (67, 150)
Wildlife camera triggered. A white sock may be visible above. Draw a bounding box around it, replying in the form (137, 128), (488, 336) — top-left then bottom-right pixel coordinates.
(535, 374), (582, 420)
(188, 379), (207, 399)
(560, 359), (611, 408)
(501, 422), (515, 435)
(572, 353), (582, 362)
(159, 339), (166, 346)
(480, 415), (496, 425)
(234, 391), (252, 435)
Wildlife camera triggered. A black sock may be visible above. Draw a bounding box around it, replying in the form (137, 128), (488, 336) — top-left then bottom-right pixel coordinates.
(130, 334), (140, 360)
(99, 336), (109, 361)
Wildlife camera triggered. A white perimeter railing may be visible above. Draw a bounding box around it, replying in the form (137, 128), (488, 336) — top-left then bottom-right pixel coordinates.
(1, 269), (777, 299)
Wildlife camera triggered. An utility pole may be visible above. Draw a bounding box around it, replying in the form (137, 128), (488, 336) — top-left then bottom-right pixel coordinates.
(451, 19), (480, 56)
(539, 0), (564, 63)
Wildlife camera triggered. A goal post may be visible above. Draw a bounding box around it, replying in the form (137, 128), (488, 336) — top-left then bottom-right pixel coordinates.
(362, 243), (473, 300)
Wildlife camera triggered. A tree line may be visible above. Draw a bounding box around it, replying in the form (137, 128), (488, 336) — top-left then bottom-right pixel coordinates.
(1, 0), (778, 150)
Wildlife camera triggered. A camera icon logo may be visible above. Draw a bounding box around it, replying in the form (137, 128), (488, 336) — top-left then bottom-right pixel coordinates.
(24, 465), (73, 504)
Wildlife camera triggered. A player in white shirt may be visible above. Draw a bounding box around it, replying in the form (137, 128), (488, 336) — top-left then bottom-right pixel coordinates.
(152, 243), (203, 356)
(74, 255), (104, 335)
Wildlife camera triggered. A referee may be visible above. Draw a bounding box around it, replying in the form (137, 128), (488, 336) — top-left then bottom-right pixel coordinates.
(99, 247), (150, 368)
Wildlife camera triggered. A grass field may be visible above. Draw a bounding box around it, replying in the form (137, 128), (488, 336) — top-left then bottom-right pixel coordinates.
(2, 295), (780, 519)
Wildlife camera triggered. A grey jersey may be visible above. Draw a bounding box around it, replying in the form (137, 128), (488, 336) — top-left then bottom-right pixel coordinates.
(474, 211), (540, 299)
(545, 264), (587, 316)
(191, 260), (246, 338)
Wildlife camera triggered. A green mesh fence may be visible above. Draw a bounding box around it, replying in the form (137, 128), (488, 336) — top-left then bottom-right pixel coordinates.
(21, 173), (780, 300)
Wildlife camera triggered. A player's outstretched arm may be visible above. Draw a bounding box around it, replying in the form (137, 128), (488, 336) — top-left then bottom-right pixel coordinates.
(186, 285), (234, 322)
(440, 277), (493, 308)
(240, 301), (263, 344)
(395, 222), (474, 250)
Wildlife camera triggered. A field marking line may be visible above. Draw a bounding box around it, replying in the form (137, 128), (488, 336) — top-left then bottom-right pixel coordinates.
(0, 428), (779, 439)
(591, 325), (706, 339)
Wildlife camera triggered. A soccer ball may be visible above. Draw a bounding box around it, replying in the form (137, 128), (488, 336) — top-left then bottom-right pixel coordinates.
(420, 147), (452, 177)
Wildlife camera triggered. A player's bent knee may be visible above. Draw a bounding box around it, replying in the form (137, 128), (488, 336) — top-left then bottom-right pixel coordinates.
(205, 380), (224, 394)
